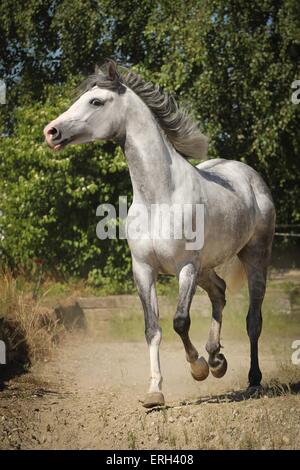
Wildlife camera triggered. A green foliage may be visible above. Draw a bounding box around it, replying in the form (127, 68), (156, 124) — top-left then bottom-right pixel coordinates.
(0, 81), (132, 280)
(0, 0), (299, 284)
(141, 0), (300, 224)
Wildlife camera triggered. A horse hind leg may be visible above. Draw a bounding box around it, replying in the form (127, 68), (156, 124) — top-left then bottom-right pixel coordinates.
(238, 233), (272, 388)
(199, 270), (228, 378)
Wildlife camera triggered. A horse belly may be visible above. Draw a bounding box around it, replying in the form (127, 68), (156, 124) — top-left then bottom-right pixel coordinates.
(201, 204), (257, 268)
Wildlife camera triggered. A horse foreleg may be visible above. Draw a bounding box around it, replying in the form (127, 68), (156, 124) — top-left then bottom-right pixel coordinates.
(174, 263), (209, 381)
(132, 257), (164, 408)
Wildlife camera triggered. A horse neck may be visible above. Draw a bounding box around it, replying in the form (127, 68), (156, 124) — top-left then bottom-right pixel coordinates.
(123, 102), (185, 205)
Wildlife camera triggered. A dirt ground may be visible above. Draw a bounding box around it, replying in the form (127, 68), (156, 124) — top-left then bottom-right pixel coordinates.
(1, 270), (300, 450)
(1, 328), (300, 450)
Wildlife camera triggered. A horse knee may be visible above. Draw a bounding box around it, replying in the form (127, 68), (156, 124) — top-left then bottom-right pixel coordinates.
(173, 312), (190, 336)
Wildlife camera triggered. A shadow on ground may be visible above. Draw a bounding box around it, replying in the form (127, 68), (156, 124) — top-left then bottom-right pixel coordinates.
(145, 381), (300, 412)
(0, 365), (30, 391)
(184, 381), (300, 405)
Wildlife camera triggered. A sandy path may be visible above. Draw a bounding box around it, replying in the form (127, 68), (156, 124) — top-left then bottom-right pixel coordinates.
(1, 332), (300, 450)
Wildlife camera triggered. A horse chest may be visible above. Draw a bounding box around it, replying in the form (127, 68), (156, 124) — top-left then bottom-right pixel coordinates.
(128, 235), (193, 275)
(126, 203), (200, 273)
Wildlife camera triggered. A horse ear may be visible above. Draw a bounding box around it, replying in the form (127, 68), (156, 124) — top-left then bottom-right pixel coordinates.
(105, 59), (126, 94)
(106, 60), (118, 81)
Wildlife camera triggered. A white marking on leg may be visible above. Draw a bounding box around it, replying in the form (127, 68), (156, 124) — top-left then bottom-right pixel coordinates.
(148, 330), (162, 393)
(209, 317), (221, 347)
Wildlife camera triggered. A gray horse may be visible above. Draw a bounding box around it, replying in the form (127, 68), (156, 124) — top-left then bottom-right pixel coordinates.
(44, 60), (275, 408)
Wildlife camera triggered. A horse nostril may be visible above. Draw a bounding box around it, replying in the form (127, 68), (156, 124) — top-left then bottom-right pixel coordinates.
(47, 127), (61, 140)
(48, 127), (58, 136)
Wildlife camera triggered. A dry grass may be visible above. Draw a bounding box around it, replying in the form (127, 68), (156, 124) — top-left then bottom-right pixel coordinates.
(0, 272), (63, 370)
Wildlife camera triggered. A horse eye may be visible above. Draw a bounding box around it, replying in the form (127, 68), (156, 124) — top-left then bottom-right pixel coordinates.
(90, 98), (104, 107)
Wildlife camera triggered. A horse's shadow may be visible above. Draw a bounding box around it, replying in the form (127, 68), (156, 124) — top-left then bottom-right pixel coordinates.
(145, 381), (300, 412)
(181, 381), (300, 406)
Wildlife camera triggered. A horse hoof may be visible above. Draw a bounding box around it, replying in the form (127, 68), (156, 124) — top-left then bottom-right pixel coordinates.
(209, 353), (227, 378)
(190, 356), (209, 381)
(142, 392), (165, 408)
(247, 385), (263, 396)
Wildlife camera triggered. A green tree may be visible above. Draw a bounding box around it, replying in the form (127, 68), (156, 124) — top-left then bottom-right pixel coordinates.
(142, 0), (300, 224)
(1, 0), (299, 282)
